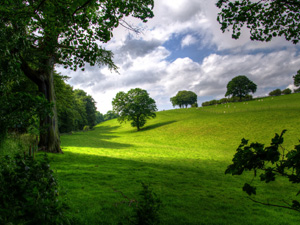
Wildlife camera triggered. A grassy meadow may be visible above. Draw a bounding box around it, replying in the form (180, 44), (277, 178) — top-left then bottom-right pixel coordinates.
(10, 94), (300, 224)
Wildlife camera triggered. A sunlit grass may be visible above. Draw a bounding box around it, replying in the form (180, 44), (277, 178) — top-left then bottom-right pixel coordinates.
(48, 94), (300, 224)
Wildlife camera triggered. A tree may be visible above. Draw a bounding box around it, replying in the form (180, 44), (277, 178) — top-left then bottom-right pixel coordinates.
(282, 88), (292, 95)
(216, 0), (300, 44)
(104, 110), (119, 121)
(225, 130), (300, 212)
(294, 70), (300, 87)
(269, 89), (282, 97)
(112, 88), (157, 131)
(0, 0), (154, 152)
(225, 75), (257, 101)
(170, 91), (197, 108)
(95, 111), (104, 124)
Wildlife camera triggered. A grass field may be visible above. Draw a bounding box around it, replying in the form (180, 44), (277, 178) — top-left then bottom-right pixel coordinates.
(37, 94), (300, 224)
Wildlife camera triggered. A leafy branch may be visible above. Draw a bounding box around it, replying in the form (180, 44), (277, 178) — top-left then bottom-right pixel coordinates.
(226, 130), (300, 212)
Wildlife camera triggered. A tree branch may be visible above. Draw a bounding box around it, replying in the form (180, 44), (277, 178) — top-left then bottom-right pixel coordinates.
(247, 197), (300, 212)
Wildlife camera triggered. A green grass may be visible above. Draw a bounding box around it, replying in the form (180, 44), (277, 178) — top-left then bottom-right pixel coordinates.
(46, 94), (299, 224)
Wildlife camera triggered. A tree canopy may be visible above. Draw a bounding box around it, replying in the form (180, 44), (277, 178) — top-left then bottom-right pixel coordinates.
(216, 0), (300, 44)
(170, 91), (197, 108)
(294, 70), (300, 87)
(0, 0), (154, 152)
(112, 88), (157, 131)
(225, 75), (257, 100)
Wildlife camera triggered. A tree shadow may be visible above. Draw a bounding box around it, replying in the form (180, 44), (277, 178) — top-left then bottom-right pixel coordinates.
(61, 125), (132, 149)
(140, 120), (177, 132)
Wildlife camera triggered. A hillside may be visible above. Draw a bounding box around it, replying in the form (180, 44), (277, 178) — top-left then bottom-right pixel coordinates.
(50, 93), (300, 224)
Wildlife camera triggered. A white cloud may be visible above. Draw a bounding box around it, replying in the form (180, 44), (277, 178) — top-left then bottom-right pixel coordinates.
(56, 0), (300, 113)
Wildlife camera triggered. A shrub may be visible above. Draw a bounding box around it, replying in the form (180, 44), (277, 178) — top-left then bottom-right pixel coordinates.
(83, 125), (90, 131)
(269, 88), (282, 96)
(133, 183), (162, 225)
(0, 153), (71, 225)
(282, 88), (292, 95)
(191, 103), (198, 108)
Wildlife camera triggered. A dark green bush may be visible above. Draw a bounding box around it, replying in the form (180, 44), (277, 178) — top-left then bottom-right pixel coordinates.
(269, 88), (282, 96)
(0, 153), (71, 225)
(133, 183), (162, 225)
(282, 88), (292, 95)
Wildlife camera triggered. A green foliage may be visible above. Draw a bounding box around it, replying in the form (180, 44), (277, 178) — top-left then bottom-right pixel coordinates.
(104, 110), (119, 121)
(294, 87), (300, 93)
(112, 88), (157, 131)
(83, 125), (90, 132)
(216, 0), (300, 44)
(225, 75), (257, 100)
(54, 73), (99, 133)
(294, 70), (300, 87)
(170, 90), (197, 108)
(226, 130), (300, 212)
(269, 89), (282, 97)
(95, 111), (104, 124)
(282, 88), (292, 95)
(133, 183), (162, 225)
(202, 95), (252, 106)
(0, 154), (71, 224)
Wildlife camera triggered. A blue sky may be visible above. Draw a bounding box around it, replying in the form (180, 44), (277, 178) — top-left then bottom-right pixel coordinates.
(57, 0), (300, 114)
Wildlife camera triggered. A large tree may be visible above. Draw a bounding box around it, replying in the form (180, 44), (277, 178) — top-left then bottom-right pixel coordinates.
(112, 88), (157, 131)
(170, 90), (197, 108)
(225, 75), (257, 100)
(0, 0), (154, 152)
(216, 0), (300, 44)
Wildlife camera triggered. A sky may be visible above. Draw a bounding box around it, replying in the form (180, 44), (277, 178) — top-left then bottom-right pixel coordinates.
(57, 0), (300, 114)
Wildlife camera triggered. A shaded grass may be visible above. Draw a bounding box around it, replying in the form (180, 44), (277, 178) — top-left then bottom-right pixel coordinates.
(48, 94), (300, 224)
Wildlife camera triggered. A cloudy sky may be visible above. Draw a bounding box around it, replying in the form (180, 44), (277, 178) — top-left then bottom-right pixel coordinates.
(57, 0), (300, 114)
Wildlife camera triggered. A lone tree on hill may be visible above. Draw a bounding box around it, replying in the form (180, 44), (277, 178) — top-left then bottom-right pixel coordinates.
(112, 88), (157, 131)
(170, 91), (197, 108)
(216, 0), (300, 44)
(225, 75), (257, 101)
(0, 0), (154, 153)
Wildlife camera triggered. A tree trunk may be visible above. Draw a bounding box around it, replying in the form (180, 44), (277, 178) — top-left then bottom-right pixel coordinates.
(38, 67), (62, 153)
(21, 56), (62, 153)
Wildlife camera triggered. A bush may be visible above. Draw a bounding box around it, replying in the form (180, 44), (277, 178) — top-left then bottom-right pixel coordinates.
(83, 125), (90, 131)
(191, 103), (198, 108)
(282, 88), (292, 95)
(0, 154), (71, 225)
(269, 88), (282, 96)
(133, 183), (162, 225)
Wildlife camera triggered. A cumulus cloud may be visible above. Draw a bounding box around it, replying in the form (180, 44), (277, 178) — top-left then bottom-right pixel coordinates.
(56, 0), (300, 113)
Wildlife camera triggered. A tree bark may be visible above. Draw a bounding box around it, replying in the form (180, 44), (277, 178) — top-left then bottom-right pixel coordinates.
(21, 56), (62, 153)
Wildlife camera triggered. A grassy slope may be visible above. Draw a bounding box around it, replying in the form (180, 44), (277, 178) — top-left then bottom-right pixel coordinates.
(50, 94), (300, 224)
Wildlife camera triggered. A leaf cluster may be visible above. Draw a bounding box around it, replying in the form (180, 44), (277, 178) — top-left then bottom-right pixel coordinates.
(226, 130), (300, 212)
(0, 154), (71, 224)
(217, 0), (300, 44)
(0, 0), (154, 71)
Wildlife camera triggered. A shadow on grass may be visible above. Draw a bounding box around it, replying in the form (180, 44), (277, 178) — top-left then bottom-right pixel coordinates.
(61, 125), (133, 149)
(140, 120), (177, 132)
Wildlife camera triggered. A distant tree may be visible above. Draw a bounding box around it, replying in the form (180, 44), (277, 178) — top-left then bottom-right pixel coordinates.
(225, 75), (257, 101)
(269, 89), (281, 97)
(282, 88), (292, 95)
(95, 111), (104, 124)
(293, 70), (300, 87)
(226, 130), (300, 213)
(112, 88), (157, 131)
(74, 90), (97, 128)
(216, 0), (300, 44)
(170, 91), (197, 108)
(104, 110), (119, 121)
